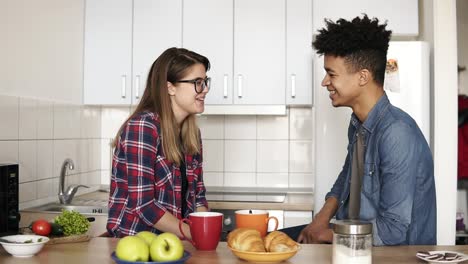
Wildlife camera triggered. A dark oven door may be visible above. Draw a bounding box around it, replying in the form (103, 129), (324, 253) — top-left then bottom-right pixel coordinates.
(209, 209), (236, 242)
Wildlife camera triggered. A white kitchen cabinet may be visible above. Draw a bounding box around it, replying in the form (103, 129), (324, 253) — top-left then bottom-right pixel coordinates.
(183, 0), (234, 105)
(283, 211), (313, 228)
(183, 0), (286, 106)
(286, 0), (313, 105)
(234, 0), (285, 105)
(83, 0), (182, 105)
(132, 0), (182, 105)
(84, 0), (132, 105)
(312, 0), (419, 37)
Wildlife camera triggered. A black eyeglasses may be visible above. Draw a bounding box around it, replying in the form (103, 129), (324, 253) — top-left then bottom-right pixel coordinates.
(174, 77), (211, 94)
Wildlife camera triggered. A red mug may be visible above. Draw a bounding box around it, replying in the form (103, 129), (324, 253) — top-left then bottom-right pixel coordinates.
(179, 212), (223, 251)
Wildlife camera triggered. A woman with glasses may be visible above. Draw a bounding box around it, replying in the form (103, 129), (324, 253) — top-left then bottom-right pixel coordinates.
(107, 47), (211, 238)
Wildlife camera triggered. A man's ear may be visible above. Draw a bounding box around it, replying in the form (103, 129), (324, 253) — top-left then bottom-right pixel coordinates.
(167, 81), (176, 96)
(358, 69), (371, 86)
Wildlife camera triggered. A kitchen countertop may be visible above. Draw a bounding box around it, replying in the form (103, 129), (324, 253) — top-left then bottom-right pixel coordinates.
(1, 237), (466, 263)
(77, 189), (313, 211)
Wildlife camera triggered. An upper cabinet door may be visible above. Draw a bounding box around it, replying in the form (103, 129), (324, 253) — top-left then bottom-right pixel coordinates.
(234, 0), (286, 105)
(133, 0), (182, 105)
(313, 0), (419, 37)
(183, 0), (234, 105)
(286, 0), (313, 105)
(84, 0), (133, 105)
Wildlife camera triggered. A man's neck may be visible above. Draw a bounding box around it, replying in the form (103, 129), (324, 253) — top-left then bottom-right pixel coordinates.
(352, 85), (385, 123)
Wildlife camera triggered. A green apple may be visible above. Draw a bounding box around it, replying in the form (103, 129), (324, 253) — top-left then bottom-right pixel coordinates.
(149, 232), (184, 262)
(115, 236), (149, 262)
(136, 231), (158, 245)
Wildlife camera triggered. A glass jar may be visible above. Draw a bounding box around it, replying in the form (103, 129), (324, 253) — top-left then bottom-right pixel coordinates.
(332, 220), (373, 264)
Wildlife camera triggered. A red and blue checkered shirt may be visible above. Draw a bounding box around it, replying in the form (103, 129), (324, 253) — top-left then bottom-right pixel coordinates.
(106, 111), (209, 237)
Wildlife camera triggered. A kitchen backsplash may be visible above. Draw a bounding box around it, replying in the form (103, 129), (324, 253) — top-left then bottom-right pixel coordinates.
(0, 93), (314, 210)
(100, 107), (315, 190)
(0, 95), (102, 209)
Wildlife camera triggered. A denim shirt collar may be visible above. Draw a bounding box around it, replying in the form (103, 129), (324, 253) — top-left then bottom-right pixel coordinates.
(350, 93), (390, 134)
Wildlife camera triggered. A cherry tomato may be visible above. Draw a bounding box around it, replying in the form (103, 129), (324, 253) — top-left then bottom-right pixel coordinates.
(31, 219), (52, 236)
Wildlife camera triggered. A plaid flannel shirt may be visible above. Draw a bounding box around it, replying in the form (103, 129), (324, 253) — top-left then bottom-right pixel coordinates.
(106, 111), (208, 237)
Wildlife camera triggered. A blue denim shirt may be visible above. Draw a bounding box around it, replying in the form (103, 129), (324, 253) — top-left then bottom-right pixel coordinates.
(326, 94), (437, 245)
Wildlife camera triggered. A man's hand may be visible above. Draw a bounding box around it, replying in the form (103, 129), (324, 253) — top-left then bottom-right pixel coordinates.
(297, 217), (333, 243)
(297, 197), (338, 244)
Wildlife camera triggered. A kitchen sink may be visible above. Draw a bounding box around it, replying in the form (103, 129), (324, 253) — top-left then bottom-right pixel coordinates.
(23, 203), (108, 215)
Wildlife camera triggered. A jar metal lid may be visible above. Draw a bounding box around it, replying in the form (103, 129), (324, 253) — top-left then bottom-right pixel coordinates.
(333, 220), (373, 235)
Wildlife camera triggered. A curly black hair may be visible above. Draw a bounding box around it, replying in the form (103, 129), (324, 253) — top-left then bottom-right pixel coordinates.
(312, 14), (392, 86)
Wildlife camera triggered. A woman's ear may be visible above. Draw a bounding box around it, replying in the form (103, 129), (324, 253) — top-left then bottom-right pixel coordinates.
(167, 81), (176, 96)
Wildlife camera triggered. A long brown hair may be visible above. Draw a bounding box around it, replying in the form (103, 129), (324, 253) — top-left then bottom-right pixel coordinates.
(113, 47), (210, 165)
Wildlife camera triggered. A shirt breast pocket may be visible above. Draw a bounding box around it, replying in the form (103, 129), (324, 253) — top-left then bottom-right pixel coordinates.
(362, 163), (379, 195)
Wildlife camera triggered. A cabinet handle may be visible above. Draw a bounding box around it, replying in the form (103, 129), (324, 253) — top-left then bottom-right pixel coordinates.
(135, 75), (140, 99)
(291, 74), (296, 98)
(237, 74), (243, 98)
(121, 75), (126, 98)
(223, 74), (228, 98)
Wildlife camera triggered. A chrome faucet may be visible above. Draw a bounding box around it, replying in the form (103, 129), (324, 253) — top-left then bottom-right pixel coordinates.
(58, 158), (89, 204)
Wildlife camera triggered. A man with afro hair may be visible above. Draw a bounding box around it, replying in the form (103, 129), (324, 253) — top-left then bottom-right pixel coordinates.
(298, 15), (436, 245)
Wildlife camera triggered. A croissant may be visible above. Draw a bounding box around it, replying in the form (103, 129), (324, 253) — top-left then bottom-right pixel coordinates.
(264, 231), (298, 252)
(227, 228), (266, 252)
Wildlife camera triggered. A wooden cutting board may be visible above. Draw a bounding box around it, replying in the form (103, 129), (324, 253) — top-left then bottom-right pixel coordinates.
(46, 234), (91, 245)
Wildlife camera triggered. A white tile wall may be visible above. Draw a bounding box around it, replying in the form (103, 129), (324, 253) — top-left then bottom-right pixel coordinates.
(53, 103), (81, 139)
(37, 100), (54, 139)
(289, 108), (314, 140)
(19, 140), (37, 183)
(199, 108), (313, 190)
(197, 116), (224, 139)
(0, 141), (19, 163)
(0, 95), (102, 208)
(101, 107), (131, 138)
(289, 141), (313, 173)
(224, 140), (257, 172)
(257, 140), (289, 173)
(96, 106), (315, 192)
(225, 116), (257, 139)
(203, 172), (224, 187)
(36, 140), (54, 180)
(224, 172), (256, 187)
(203, 140), (224, 172)
(37, 178), (54, 199)
(257, 173), (289, 188)
(19, 98), (38, 139)
(257, 114), (289, 140)
(0, 95), (19, 140)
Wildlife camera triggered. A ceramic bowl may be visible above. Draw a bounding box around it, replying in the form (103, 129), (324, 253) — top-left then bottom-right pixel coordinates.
(0, 234), (49, 257)
(228, 245), (301, 263)
(110, 250), (191, 264)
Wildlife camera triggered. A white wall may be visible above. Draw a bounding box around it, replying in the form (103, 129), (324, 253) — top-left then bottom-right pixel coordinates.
(0, 0), (85, 104)
(458, 0), (468, 94)
(432, 0), (458, 245)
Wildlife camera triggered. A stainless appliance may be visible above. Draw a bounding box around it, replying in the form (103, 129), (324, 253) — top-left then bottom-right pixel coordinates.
(0, 164), (20, 235)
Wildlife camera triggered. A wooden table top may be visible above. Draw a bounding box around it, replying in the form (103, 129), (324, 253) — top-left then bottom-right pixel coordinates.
(1, 237), (468, 264)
